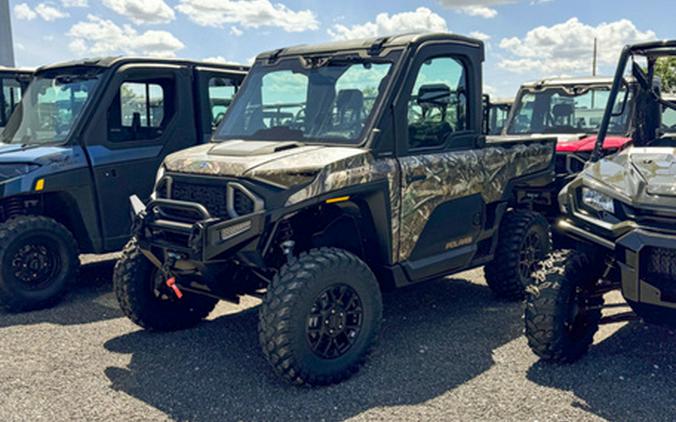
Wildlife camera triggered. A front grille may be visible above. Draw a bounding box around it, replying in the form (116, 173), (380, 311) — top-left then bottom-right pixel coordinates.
(642, 247), (676, 300)
(171, 182), (229, 219)
(155, 177), (262, 221)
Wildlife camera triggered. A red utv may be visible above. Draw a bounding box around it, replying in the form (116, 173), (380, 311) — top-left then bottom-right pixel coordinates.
(500, 77), (635, 220)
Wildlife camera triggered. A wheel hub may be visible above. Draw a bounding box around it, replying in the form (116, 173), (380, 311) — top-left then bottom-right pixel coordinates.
(306, 284), (363, 359)
(519, 232), (543, 280)
(11, 242), (57, 285)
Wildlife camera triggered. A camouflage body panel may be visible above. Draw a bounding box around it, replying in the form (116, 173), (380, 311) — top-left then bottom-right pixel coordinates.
(163, 142), (366, 188)
(163, 140), (553, 264)
(397, 142), (553, 260)
(586, 146), (676, 198)
(286, 153), (401, 263)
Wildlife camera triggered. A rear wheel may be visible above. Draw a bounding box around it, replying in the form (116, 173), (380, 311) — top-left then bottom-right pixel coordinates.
(485, 210), (551, 300)
(525, 250), (604, 363)
(114, 241), (218, 331)
(0, 216), (79, 312)
(258, 247), (382, 386)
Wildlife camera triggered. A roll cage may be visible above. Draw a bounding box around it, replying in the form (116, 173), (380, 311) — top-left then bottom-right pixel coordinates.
(592, 40), (676, 160)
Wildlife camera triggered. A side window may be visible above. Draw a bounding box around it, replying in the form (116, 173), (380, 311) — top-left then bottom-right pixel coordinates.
(407, 57), (468, 150)
(108, 78), (174, 142)
(208, 77), (236, 129)
(1, 79), (23, 126)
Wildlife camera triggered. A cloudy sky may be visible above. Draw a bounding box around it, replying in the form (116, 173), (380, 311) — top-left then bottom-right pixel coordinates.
(8, 0), (672, 97)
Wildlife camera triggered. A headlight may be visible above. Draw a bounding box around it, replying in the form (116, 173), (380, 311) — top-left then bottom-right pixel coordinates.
(582, 187), (615, 214)
(150, 165), (166, 200)
(0, 163), (39, 181)
(155, 165), (166, 184)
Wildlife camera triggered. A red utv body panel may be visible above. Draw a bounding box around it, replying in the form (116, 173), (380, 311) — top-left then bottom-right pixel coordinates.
(555, 135), (631, 153)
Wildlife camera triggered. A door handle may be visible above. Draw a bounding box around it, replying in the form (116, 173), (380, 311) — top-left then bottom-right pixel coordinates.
(406, 174), (427, 184)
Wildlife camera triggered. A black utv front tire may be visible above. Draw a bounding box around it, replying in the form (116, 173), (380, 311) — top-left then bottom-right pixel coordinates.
(258, 247), (382, 386)
(525, 250), (604, 363)
(485, 210), (551, 300)
(0, 216), (79, 312)
(114, 241), (218, 331)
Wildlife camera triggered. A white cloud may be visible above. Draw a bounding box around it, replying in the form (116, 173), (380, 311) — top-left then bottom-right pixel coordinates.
(35, 3), (69, 21)
(498, 18), (656, 75)
(328, 7), (448, 41)
(62, 0), (88, 7)
(469, 31), (491, 42)
(459, 6), (497, 18)
(15, 2), (69, 21)
(103, 0), (175, 24)
(176, 0), (319, 32)
(68, 15), (185, 57)
(14, 3), (37, 20)
(230, 26), (243, 36)
(437, 0), (550, 18)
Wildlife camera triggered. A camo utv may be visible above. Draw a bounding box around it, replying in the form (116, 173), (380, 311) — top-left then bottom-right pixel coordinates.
(526, 41), (676, 363)
(114, 33), (556, 386)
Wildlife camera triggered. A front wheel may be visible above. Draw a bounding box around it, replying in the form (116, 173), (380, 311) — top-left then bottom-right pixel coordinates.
(485, 210), (551, 300)
(0, 216), (79, 312)
(113, 241), (218, 331)
(525, 250), (604, 363)
(258, 247), (382, 386)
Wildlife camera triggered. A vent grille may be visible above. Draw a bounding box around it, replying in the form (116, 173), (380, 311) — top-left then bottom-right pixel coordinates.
(155, 178), (262, 221)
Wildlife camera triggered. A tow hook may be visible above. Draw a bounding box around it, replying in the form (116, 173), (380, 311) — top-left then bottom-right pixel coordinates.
(165, 277), (183, 299)
(161, 252), (183, 299)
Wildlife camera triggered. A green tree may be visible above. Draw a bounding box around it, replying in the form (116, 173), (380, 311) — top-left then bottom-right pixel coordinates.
(655, 57), (676, 93)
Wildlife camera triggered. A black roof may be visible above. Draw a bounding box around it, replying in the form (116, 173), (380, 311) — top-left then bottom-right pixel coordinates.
(256, 32), (484, 60)
(628, 40), (676, 56)
(36, 56), (249, 74)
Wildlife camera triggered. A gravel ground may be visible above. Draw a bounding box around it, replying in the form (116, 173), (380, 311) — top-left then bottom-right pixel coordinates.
(0, 254), (674, 422)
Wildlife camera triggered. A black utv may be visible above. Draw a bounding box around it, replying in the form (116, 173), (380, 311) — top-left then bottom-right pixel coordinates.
(0, 67), (32, 134)
(526, 41), (676, 363)
(115, 33), (557, 386)
(0, 57), (247, 311)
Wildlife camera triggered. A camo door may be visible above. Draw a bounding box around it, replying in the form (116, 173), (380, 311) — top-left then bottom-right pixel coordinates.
(397, 54), (485, 265)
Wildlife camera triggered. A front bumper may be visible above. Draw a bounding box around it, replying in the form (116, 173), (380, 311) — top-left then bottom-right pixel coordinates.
(558, 217), (676, 313)
(131, 195), (265, 262)
(615, 229), (676, 312)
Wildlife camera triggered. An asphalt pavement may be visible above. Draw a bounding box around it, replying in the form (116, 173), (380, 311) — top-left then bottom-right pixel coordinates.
(0, 254), (674, 421)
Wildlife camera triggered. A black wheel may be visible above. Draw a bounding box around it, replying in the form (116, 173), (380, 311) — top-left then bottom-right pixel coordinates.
(113, 240), (218, 331)
(0, 216), (79, 312)
(525, 250), (604, 363)
(258, 247), (382, 386)
(485, 210), (551, 300)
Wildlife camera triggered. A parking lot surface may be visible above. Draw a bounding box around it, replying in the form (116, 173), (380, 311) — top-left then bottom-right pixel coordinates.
(0, 255), (674, 422)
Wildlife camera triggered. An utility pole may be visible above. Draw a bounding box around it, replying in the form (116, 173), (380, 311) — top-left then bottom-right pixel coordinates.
(592, 37), (598, 76)
(0, 0), (15, 66)
(591, 37), (598, 108)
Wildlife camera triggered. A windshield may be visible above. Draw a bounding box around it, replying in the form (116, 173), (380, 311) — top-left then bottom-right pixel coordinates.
(1, 70), (101, 145)
(214, 54), (397, 144)
(506, 86), (631, 135)
(488, 104), (510, 135)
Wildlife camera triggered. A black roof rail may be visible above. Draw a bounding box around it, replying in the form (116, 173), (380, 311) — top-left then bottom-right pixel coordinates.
(368, 37), (390, 55)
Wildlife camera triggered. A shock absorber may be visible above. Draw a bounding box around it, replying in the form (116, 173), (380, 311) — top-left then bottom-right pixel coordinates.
(3, 197), (24, 219)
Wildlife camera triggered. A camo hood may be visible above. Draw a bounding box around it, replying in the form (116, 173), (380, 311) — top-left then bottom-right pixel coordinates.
(163, 140), (366, 188)
(585, 146), (676, 199)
